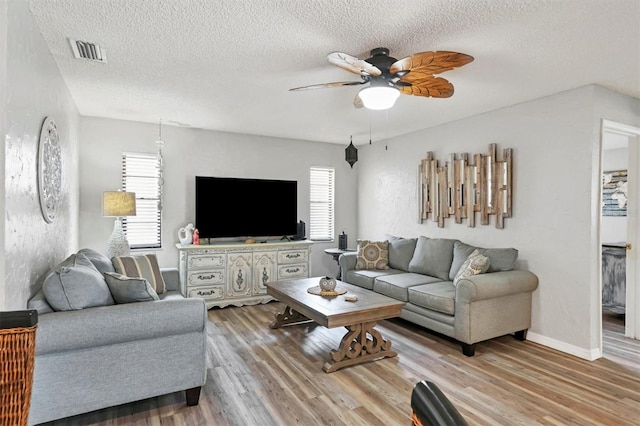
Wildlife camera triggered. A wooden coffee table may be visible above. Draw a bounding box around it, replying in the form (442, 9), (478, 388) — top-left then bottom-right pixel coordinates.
(266, 277), (405, 373)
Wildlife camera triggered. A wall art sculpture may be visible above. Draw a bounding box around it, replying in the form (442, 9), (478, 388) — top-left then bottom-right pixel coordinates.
(37, 117), (62, 223)
(418, 143), (512, 229)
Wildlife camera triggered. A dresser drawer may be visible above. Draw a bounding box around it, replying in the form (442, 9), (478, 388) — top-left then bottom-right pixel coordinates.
(187, 254), (226, 269)
(278, 249), (308, 264)
(278, 263), (308, 279)
(188, 286), (224, 300)
(187, 269), (225, 286)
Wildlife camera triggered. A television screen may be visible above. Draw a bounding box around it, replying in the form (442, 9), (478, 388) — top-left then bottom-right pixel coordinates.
(195, 176), (298, 240)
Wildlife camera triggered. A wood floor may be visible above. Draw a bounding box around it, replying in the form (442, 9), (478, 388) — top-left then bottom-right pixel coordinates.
(45, 303), (640, 425)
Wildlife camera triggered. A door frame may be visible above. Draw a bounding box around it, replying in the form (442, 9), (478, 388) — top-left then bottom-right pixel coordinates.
(599, 119), (640, 349)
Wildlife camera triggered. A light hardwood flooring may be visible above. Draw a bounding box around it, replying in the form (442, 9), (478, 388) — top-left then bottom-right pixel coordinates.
(44, 303), (640, 425)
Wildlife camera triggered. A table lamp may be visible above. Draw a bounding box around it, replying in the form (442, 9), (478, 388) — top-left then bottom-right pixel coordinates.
(102, 191), (136, 258)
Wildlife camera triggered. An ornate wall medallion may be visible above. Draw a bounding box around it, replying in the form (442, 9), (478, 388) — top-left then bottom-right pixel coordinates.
(37, 117), (62, 223)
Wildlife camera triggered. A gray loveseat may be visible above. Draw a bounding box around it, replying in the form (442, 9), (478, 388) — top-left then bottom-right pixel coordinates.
(340, 236), (538, 356)
(26, 249), (207, 425)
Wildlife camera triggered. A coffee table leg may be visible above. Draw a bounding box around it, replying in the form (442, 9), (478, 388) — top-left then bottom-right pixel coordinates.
(269, 305), (311, 329)
(322, 321), (397, 373)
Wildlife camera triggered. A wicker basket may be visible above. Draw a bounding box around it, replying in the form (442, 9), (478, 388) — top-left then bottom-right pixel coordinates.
(0, 325), (37, 426)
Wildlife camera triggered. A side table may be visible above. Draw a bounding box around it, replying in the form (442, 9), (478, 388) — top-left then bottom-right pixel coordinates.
(324, 248), (355, 279)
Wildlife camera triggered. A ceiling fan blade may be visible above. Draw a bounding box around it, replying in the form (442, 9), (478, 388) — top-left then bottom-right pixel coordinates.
(353, 93), (364, 109)
(289, 81), (364, 91)
(397, 76), (455, 98)
(390, 51), (474, 78)
(327, 52), (382, 76)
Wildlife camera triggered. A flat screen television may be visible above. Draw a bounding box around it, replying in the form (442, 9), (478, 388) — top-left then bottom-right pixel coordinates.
(195, 176), (298, 240)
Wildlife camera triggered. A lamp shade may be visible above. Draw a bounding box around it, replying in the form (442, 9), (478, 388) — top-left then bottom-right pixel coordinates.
(358, 86), (400, 110)
(102, 191), (136, 217)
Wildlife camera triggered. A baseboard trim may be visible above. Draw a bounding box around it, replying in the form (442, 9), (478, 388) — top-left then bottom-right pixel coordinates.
(527, 332), (602, 361)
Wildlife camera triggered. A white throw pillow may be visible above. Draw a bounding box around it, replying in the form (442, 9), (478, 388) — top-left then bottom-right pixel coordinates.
(453, 249), (490, 286)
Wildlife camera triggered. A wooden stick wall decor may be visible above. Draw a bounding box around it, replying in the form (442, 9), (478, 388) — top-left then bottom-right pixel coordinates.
(418, 144), (512, 229)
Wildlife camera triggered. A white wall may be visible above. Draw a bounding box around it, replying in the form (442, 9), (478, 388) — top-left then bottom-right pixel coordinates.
(601, 146), (628, 243)
(78, 117), (358, 277)
(356, 85), (640, 358)
(0, 0), (7, 309)
(2, 0), (80, 310)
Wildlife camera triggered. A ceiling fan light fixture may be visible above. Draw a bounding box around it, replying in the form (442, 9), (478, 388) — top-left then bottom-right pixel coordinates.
(358, 86), (400, 110)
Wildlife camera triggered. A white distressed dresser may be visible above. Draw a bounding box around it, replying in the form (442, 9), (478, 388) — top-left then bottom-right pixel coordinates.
(176, 241), (312, 308)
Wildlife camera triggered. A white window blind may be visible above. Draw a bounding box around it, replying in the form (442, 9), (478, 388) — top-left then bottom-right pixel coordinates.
(122, 152), (162, 249)
(309, 167), (335, 241)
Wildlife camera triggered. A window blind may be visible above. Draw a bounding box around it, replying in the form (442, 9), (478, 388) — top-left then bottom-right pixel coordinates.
(309, 167), (335, 241)
(122, 152), (162, 249)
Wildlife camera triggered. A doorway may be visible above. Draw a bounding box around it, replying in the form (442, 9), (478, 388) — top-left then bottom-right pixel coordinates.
(599, 120), (640, 360)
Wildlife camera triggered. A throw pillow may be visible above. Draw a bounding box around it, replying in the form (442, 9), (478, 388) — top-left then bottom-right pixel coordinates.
(385, 235), (418, 271)
(355, 240), (390, 270)
(78, 248), (115, 275)
(43, 253), (115, 311)
(112, 254), (166, 294)
(448, 241), (519, 280)
(104, 272), (159, 304)
(453, 250), (491, 286)
(407, 236), (457, 281)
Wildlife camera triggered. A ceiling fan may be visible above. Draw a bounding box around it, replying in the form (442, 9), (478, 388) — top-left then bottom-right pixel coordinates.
(290, 47), (474, 110)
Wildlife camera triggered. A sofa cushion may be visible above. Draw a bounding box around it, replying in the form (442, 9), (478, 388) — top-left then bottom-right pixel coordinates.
(386, 235), (418, 271)
(408, 237), (457, 281)
(344, 268), (404, 290)
(159, 290), (187, 301)
(112, 254), (166, 294)
(374, 273), (443, 302)
(453, 249), (490, 286)
(408, 282), (456, 315)
(104, 272), (160, 304)
(355, 240), (390, 270)
(77, 248), (115, 275)
(43, 253), (115, 311)
(449, 241), (518, 280)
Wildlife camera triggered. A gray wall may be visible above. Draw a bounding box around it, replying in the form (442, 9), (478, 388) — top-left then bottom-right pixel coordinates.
(1, 0), (80, 310)
(0, 1), (7, 309)
(355, 85), (640, 358)
(78, 117), (358, 277)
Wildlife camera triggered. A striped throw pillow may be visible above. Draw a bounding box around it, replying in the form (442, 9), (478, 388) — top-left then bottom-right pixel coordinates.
(112, 254), (166, 294)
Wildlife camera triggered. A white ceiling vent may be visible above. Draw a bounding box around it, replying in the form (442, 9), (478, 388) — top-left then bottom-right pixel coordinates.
(68, 38), (107, 63)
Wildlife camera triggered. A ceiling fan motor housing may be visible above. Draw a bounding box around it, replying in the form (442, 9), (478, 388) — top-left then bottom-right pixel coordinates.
(366, 47), (397, 86)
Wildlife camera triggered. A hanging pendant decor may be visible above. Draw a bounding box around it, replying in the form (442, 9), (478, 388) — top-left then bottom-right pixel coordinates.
(345, 136), (358, 168)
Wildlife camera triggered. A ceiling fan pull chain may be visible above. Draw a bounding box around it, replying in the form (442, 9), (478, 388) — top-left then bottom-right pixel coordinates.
(385, 109), (389, 151)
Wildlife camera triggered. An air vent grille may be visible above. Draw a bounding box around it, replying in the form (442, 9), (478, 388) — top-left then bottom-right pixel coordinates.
(69, 38), (107, 63)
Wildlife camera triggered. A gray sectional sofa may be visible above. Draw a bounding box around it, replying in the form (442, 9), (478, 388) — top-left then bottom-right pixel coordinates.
(340, 236), (539, 356)
(26, 249), (207, 425)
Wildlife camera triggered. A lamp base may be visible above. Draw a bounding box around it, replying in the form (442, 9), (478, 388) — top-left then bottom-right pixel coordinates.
(106, 218), (130, 259)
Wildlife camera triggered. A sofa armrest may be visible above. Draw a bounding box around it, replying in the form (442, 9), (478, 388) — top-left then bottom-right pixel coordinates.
(456, 270), (538, 303)
(339, 251), (358, 278)
(35, 297), (207, 356)
(161, 267), (180, 292)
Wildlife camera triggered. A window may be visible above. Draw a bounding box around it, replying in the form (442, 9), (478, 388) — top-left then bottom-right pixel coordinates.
(122, 152), (162, 249)
(309, 167), (335, 241)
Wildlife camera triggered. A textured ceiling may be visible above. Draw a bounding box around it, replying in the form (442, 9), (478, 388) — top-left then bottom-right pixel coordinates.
(28, 0), (640, 145)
